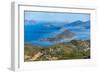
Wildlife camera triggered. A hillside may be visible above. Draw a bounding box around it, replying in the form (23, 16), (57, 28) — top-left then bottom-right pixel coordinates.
(24, 40), (90, 62)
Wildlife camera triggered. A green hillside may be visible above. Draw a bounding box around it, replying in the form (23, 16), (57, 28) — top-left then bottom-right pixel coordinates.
(24, 40), (90, 62)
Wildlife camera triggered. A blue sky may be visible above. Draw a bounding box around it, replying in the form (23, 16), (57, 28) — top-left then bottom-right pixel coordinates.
(24, 11), (90, 23)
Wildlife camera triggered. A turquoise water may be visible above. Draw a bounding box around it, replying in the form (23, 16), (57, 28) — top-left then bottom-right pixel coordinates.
(24, 20), (90, 47)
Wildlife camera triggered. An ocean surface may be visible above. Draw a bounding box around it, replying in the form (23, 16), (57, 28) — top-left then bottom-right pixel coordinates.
(24, 20), (90, 47)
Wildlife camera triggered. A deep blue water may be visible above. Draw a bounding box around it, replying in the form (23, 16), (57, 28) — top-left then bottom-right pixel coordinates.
(24, 20), (90, 47)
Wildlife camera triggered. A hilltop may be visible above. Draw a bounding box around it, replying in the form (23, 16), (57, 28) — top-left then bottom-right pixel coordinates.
(24, 40), (90, 62)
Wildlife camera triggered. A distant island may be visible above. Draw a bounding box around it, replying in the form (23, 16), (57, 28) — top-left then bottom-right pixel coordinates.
(39, 29), (76, 42)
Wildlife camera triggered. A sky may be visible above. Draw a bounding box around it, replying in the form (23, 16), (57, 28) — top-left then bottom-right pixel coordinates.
(24, 11), (90, 23)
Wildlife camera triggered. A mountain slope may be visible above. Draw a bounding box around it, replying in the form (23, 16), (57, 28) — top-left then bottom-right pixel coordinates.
(24, 40), (90, 61)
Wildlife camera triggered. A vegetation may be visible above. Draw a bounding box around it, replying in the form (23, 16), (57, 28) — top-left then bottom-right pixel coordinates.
(24, 40), (90, 62)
